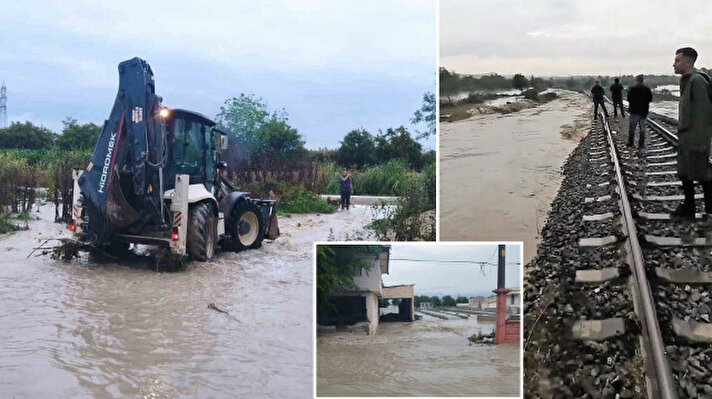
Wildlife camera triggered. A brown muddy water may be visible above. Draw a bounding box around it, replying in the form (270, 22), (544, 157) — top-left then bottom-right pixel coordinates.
(0, 203), (382, 398)
(440, 90), (589, 264)
(316, 312), (521, 397)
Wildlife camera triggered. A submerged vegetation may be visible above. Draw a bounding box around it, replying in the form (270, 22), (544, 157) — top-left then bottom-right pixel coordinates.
(0, 149), (91, 227)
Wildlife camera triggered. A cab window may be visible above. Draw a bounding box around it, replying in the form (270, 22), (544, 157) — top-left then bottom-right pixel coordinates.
(168, 116), (205, 177)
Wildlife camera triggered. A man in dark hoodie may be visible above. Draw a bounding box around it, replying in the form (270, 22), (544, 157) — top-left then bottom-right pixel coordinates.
(590, 81), (609, 119)
(626, 75), (653, 148)
(670, 47), (712, 218)
(610, 78), (625, 118)
(339, 170), (353, 210)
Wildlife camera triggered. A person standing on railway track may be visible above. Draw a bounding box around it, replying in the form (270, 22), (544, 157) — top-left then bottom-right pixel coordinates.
(339, 170), (353, 210)
(670, 47), (712, 218)
(610, 78), (625, 118)
(626, 75), (653, 149)
(590, 81), (609, 119)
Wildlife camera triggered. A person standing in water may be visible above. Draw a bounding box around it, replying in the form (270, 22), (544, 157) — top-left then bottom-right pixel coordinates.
(339, 170), (353, 210)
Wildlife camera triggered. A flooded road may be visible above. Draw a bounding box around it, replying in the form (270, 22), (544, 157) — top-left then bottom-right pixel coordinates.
(440, 90), (589, 263)
(316, 313), (520, 397)
(0, 204), (380, 398)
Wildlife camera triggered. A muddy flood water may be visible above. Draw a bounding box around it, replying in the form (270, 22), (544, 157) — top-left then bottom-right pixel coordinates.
(440, 90), (590, 263)
(0, 204), (382, 398)
(316, 312), (520, 397)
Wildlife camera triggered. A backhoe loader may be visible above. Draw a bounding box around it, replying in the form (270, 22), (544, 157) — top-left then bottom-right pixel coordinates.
(69, 57), (279, 261)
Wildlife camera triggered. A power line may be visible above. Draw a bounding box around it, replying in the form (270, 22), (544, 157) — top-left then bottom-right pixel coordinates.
(389, 258), (521, 266)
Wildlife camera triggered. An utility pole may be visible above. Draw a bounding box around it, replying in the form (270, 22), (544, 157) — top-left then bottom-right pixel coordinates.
(0, 82), (6, 128)
(493, 244), (512, 345)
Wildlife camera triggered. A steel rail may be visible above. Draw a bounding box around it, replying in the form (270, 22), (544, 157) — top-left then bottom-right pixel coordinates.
(604, 94), (679, 144)
(646, 118), (679, 145)
(598, 109), (678, 399)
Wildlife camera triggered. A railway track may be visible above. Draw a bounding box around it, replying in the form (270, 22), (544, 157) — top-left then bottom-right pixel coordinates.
(525, 105), (712, 398)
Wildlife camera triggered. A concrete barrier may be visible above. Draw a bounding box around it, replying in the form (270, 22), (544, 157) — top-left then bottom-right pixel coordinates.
(319, 195), (399, 205)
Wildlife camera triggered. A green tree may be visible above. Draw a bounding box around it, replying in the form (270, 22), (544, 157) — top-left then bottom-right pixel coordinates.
(442, 295), (456, 307)
(0, 122), (55, 150)
(414, 295), (427, 307)
(512, 74), (528, 91)
(411, 91), (436, 139)
(422, 149), (435, 166)
(374, 126), (423, 170)
(254, 116), (306, 177)
(216, 93), (294, 172)
(456, 296), (469, 304)
(336, 128), (376, 169)
(530, 77), (547, 92)
(316, 245), (382, 310)
(565, 77), (577, 90)
(430, 296), (442, 307)
(56, 118), (101, 150)
(215, 93), (270, 146)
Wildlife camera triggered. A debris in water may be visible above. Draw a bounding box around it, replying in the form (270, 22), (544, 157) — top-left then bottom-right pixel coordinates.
(154, 249), (187, 272)
(48, 238), (88, 261)
(208, 303), (229, 314)
(208, 303), (239, 322)
(468, 331), (495, 345)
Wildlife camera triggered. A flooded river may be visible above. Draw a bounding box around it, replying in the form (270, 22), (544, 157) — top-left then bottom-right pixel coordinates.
(316, 312), (520, 397)
(0, 204), (381, 398)
(440, 90), (588, 263)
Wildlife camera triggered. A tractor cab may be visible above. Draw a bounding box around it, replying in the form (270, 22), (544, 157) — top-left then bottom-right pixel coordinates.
(164, 109), (226, 193)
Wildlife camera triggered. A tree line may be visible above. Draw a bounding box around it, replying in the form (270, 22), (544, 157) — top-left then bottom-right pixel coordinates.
(0, 93), (435, 176)
(440, 67), (690, 97)
(215, 93), (435, 176)
(0, 118), (100, 151)
(414, 294), (471, 308)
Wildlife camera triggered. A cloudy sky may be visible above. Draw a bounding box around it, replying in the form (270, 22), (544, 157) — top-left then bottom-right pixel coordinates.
(441, 0), (712, 76)
(382, 243), (522, 298)
(0, 1), (435, 149)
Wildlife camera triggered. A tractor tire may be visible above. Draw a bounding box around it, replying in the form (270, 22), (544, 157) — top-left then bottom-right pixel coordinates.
(228, 201), (265, 251)
(187, 202), (217, 261)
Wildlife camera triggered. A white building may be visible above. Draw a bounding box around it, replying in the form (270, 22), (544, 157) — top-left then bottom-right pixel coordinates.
(317, 246), (414, 335)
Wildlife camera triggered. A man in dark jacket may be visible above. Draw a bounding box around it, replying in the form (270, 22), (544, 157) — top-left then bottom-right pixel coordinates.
(590, 81), (609, 119)
(670, 47), (712, 218)
(610, 78), (625, 118)
(626, 75), (653, 148)
(339, 170), (353, 210)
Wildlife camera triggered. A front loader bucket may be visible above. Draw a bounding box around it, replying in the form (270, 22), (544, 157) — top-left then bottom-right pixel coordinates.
(257, 200), (279, 240)
(264, 209), (280, 240)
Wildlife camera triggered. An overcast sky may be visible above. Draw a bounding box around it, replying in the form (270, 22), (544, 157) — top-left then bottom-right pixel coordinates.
(0, 1), (435, 149)
(441, 0), (712, 76)
(382, 243), (522, 298)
